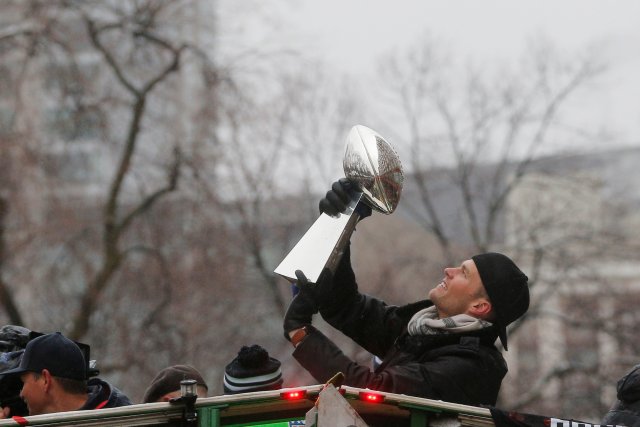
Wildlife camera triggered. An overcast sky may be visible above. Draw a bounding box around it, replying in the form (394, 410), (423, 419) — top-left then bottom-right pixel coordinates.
(221, 0), (640, 149)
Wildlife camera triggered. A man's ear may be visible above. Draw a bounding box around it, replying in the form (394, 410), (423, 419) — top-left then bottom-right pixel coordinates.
(469, 298), (492, 319)
(41, 369), (53, 391)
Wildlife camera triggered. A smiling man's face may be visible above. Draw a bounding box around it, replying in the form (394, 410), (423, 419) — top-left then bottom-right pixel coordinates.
(19, 371), (47, 416)
(428, 259), (488, 319)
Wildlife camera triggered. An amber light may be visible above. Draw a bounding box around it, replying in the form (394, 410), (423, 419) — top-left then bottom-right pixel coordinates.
(358, 391), (385, 403)
(280, 390), (307, 400)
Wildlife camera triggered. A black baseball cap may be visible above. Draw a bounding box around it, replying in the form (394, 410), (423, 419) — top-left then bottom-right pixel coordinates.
(2, 332), (87, 381)
(472, 252), (529, 351)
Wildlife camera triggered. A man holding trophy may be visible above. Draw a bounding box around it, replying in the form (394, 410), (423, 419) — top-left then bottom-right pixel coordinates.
(278, 126), (530, 407)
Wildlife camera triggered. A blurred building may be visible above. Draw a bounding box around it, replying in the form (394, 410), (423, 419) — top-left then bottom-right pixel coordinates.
(501, 148), (640, 418)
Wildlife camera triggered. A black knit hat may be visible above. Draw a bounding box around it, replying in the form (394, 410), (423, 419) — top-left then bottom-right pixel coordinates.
(223, 345), (283, 394)
(1, 332), (86, 380)
(472, 252), (529, 351)
(143, 365), (208, 403)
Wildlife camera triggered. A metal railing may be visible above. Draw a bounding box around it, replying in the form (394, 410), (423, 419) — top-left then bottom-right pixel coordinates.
(0, 385), (494, 427)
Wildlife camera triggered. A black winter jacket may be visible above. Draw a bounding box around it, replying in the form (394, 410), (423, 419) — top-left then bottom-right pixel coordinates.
(79, 378), (132, 410)
(602, 365), (640, 427)
(292, 249), (508, 406)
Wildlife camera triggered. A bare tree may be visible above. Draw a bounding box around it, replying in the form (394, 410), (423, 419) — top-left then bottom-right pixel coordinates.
(0, 0), (216, 374)
(199, 61), (361, 315)
(377, 36), (604, 261)
(66, 2), (189, 340)
(0, 0), (366, 399)
(0, 198), (23, 325)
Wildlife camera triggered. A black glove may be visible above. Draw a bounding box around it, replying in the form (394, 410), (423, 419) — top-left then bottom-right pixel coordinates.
(295, 257), (358, 321)
(283, 272), (319, 341)
(319, 178), (372, 219)
(319, 178), (351, 217)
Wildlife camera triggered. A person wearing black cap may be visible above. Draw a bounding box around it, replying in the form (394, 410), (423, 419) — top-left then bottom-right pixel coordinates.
(142, 365), (208, 403)
(0, 332), (131, 416)
(223, 345), (283, 394)
(283, 178), (530, 407)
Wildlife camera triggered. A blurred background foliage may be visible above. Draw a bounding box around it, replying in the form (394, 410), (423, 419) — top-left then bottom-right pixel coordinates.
(1, 0), (639, 421)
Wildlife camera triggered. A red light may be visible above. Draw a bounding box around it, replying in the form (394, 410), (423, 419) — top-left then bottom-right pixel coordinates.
(280, 390), (307, 400)
(358, 391), (385, 403)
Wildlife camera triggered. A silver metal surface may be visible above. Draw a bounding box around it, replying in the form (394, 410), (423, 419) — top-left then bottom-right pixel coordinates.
(343, 125), (403, 214)
(273, 193), (363, 283)
(274, 125), (403, 283)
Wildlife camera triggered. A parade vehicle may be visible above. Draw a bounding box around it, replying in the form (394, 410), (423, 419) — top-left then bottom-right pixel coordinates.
(0, 383), (495, 427)
(0, 328), (606, 427)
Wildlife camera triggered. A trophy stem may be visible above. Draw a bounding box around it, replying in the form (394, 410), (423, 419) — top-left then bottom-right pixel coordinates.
(325, 210), (361, 277)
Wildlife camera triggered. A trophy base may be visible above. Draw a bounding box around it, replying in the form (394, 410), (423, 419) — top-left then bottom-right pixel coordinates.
(274, 193), (362, 283)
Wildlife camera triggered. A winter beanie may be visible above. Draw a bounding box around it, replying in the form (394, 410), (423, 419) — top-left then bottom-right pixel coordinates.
(472, 252), (529, 350)
(223, 345), (283, 394)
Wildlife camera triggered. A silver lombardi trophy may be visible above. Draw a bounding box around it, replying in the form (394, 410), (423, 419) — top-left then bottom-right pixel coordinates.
(274, 125), (403, 283)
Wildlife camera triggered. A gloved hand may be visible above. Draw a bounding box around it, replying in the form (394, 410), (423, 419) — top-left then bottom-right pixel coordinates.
(283, 272), (319, 341)
(319, 178), (372, 220)
(295, 261), (357, 320)
(294, 268), (336, 308)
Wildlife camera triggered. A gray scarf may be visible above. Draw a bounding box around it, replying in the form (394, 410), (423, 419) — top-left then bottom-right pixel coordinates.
(407, 306), (493, 336)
